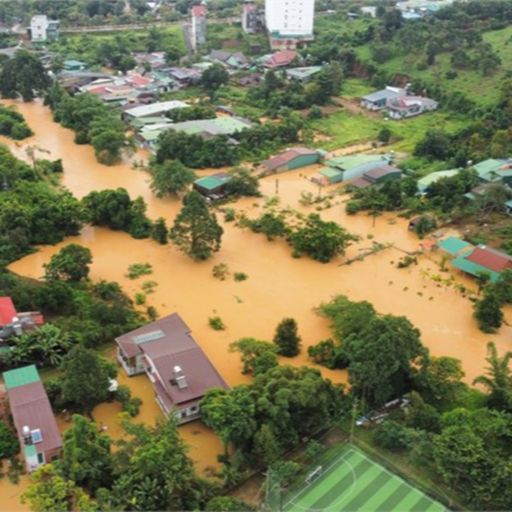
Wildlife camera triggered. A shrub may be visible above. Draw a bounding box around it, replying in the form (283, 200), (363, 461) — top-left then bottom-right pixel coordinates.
(234, 272), (248, 282)
(126, 263), (153, 279)
(0, 421), (19, 459)
(209, 316), (226, 330)
(212, 263), (230, 281)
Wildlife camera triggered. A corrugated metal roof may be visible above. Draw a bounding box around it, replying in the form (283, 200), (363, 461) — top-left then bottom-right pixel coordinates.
(320, 167), (343, 179)
(124, 101), (188, 118)
(452, 256), (500, 282)
(466, 246), (512, 273)
(194, 173), (231, 191)
(437, 237), (473, 256)
(0, 296), (17, 325)
(3, 365), (40, 390)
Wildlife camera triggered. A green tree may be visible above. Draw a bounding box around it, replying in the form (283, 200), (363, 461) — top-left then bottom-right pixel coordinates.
(111, 417), (206, 511)
(200, 387), (257, 459)
(150, 160), (196, 198)
(474, 292), (503, 333)
(225, 168), (260, 197)
(473, 341), (512, 412)
(60, 414), (113, 493)
(170, 191), (223, 261)
(290, 214), (356, 262)
(200, 63), (229, 98)
(0, 50), (50, 101)
(0, 420), (19, 458)
(22, 464), (97, 512)
(44, 244), (92, 282)
(229, 338), (278, 375)
(248, 211), (288, 241)
(374, 420), (419, 451)
(345, 314), (429, 406)
(150, 217), (168, 244)
(433, 408), (512, 510)
(59, 345), (113, 415)
(273, 318), (301, 357)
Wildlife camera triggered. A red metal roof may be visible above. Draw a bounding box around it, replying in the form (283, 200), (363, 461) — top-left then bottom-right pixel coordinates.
(128, 74), (152, 87)
(466, 246), (512, 273)
(192, 5), (206, 16)
(265, 50), (298, 68)
(7, 381), (62, 454)
(0, 297), (17, 325)
(262, 147), (317, 171)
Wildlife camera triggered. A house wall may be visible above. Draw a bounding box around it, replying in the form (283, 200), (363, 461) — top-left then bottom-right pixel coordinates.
(288, 153), (319, 170)
(265, 0), (315, 37)
(117, 347), (145, 376)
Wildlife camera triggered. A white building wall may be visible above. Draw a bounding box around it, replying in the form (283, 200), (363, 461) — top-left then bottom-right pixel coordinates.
(265, 0), (315, 37)
(30, 15), (49, 42)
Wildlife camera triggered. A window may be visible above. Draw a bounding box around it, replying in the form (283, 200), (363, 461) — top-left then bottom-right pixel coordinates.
(31, 429), (43, 444)
(37, 452), (45, 464)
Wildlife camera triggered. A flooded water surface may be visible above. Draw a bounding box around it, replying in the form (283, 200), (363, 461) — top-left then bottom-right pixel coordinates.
(2, 101), (512, 504)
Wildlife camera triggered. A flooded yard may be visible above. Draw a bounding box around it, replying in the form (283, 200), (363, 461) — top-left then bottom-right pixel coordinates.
(3, 100), (512, 488)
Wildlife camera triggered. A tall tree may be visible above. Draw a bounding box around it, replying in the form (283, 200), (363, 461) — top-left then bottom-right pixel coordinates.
(200, 63), (229, 98)
(170, 191), (223, 261)
(60, 414), (113, 493)
(59, 345), (113, 415)
(474, 292), (503, 333)
(273, 318), (301, 357)
(44, 244), (92, 283)
(150, 159), (196, 198)
(473, 341), (512, 412)
(0, 50), (50, 101)
(229, 338), (278, 375)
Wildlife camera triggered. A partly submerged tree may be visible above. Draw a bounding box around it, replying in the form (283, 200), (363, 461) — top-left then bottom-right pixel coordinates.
(273, 318), (301, 357)
(44, 244), (92, 283)
(150, 159), (196, 198)
(170, 191), (223, 261)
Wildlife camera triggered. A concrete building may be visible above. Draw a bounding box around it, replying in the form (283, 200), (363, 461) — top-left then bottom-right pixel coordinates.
(3, 365), (62, 472)
(28, 15), (59, 42)
(242, 1), (262, 33)
(265, 0), (315, 49)
(116, 313), (229, 424)
(191, 4), (207, 51)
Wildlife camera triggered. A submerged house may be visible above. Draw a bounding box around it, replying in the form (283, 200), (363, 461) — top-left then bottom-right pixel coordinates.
(451, 244), (512, 283)
(260, 147), (321, 175)
(193, 173), (232, 199)
(116, 313), (228, 423)
(0, 297), (44, 341)
(3, 365), (62, 472)
(323, 154), (393, 182)
(350, 164), (402, 189)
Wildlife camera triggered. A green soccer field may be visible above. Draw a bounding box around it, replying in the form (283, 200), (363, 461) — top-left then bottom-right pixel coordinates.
(282, 445), (446, 512)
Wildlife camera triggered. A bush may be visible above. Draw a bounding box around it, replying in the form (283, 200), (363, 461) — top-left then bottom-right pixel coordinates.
(234, 272), (248, 282)
(209, 316), (226, 330)
(212, 263), (230, 281)
(126, 263), (153, 279)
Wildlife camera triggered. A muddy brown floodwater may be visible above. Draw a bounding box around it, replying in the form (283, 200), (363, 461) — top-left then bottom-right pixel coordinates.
(1, 100), (512, 507)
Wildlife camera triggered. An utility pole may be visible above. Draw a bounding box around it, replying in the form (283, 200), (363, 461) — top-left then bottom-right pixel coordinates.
(275, 178), (279, 195)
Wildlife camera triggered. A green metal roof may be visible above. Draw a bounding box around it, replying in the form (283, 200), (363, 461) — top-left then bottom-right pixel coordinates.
(451, 256), (500, 282)
(320, 167), (343, 179)
(173, 117), (251, 136)
(438, 237), (473, 256)
(24, 444), (37, 458)
(417, 169), (460, 190)
(195, 175), (231, 191)
(3, 364), (40, 390)
(326, 154), (389, 171)
(472, 159), (504, 179)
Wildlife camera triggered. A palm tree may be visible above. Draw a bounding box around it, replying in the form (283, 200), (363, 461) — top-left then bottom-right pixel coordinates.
(474, 341), (512, 411)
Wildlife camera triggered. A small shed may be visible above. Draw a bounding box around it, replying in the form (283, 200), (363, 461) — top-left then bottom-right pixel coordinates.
(193, 173), (232, 199)
(362, 165), (402, 185)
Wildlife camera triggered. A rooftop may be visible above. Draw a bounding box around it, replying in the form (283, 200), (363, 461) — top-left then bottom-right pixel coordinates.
(326, 154), (391, 171)
(262, 147), (318, 171)
(417, 169), (460, 190)
(0, 297), (17, 326)
(363, 164), (401, 180)
(194, 173), (232, 191)
(437, 237), (474, 256)
(124, 100), (188, 118)
(466, 246), (512, 273)
(3, 364), (40, 390)
(170, 116), (252, 136)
